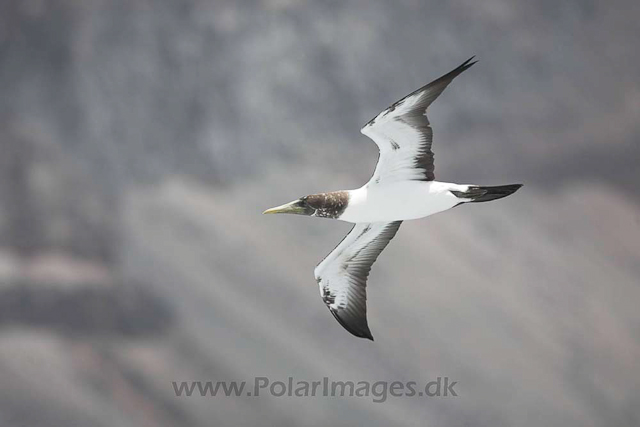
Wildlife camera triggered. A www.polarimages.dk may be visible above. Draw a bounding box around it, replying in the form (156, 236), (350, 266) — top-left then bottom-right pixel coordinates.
(173, 376), (458, 403)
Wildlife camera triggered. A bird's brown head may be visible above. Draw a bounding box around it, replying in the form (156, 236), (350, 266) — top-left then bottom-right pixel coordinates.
(263, 192), (349, 219)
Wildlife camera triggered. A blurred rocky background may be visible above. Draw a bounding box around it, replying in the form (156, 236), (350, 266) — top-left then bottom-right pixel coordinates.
(0, 0), (639, 426)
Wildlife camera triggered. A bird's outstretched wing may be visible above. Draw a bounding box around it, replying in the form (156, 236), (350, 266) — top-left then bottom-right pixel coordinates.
(314, 221), (402, 340)
(361, 57), (476, 185)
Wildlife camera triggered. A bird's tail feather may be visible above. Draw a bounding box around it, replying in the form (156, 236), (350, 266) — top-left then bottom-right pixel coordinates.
(451, 184), (522, 203)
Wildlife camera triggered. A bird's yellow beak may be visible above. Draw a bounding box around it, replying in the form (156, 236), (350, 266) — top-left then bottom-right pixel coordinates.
(263, 200), (304, 215)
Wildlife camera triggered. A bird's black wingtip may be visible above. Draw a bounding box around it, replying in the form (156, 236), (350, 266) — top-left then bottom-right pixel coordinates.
(351, 328), (374, 341)
(329, 308), (375, 341)
(434, 56), (478, 88)
(355, 326), (374, 341)
(344, 327), (374, 341)
(461, 56), (478, 70)
(359, 328), (374, 341)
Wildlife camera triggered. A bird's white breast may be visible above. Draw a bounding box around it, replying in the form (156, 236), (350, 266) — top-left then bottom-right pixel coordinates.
(339, 181), (468, 223)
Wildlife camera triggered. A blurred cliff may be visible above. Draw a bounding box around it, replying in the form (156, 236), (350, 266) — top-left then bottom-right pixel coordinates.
(0, 0), (639, 426)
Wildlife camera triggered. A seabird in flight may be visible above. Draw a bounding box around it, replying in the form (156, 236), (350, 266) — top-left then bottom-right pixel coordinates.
(264, 57), (522, 340)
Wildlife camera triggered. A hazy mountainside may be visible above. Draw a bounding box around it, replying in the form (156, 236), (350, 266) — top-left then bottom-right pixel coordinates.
(4, 174), (637, 427)
(1, 0), (639, 426)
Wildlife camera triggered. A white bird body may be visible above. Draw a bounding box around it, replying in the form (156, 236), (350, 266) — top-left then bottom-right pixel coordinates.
(264, 57), (522, 340)
(339, 181), (469, 223)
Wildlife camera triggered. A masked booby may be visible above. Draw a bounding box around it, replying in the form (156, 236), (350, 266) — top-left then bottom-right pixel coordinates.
(264, 57), (522, 340)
